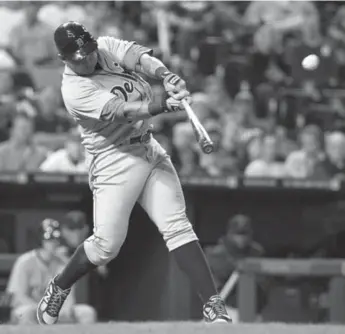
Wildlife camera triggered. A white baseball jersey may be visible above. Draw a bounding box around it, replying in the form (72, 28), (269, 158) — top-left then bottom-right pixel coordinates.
(7, 250), (72, 306)
(61, 37), (154, 155)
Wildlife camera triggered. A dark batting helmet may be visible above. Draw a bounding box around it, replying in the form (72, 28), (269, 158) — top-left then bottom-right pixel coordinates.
(54, 21), (98, 61)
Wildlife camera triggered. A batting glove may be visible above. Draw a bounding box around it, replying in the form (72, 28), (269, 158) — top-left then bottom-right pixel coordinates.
(162, 72), (190, 101)
(163, 96), (192, 113)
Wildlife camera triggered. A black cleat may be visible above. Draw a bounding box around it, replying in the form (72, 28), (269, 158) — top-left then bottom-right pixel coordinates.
(37, 276), (70, 325)
(203, 295), (232, 323)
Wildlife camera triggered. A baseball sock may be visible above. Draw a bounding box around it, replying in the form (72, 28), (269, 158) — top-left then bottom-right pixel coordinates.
(171, 240), (218, 304)
(55, 244), (96, 290)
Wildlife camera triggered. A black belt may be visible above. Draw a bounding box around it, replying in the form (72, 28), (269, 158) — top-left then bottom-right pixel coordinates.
(129, 131), (152, 145)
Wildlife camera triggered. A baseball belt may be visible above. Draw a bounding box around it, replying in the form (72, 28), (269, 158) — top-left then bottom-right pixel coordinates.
(129, 130), (152, 145)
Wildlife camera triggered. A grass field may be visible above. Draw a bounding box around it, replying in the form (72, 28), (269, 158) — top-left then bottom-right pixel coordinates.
(1, 322), (345, 334)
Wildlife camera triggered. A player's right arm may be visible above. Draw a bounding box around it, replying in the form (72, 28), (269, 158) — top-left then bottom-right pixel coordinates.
(6, 254), (36, 307)
(63, 81), (188, 124)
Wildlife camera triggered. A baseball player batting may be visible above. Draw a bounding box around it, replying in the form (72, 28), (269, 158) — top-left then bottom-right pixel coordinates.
(37, 21), (230, 325)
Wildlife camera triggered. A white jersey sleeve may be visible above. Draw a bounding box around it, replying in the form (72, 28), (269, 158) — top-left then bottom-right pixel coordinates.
(97, 36), (153, 71)
(62, 78), (124, 120)
(6, 253), (33, 306)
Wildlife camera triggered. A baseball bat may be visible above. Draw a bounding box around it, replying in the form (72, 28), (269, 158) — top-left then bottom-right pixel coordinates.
(219, 271), (239, 299)
(181, 99), (214, 154)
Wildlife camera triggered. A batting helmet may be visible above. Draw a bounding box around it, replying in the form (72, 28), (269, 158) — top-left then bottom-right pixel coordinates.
(41, 218), (61, 241)
(54, 21), (98, 61)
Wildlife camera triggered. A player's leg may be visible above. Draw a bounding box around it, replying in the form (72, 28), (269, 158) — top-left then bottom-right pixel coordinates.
(12, 305), (37, 324)
(138, 156), (231, 323)
(38, 148), (152, 325)
(73, 304), (97, 324)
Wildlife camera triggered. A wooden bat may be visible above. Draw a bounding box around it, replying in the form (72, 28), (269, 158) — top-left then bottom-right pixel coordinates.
(219, 271), (239, 299)
(181, 99), (214, 154)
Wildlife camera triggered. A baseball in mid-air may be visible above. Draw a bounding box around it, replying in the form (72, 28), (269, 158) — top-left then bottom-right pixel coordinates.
(302, 54), (320, 71)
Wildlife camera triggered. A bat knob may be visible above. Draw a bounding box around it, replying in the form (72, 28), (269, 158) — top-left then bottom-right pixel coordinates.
(202, 142), (214, 154)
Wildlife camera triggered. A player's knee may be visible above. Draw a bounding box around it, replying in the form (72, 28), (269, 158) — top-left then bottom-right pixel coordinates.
(84, 235), (123, 266)
(12, 305), (37, 324)
(162, 216), (198, 251)
(73, 304), (97, 324)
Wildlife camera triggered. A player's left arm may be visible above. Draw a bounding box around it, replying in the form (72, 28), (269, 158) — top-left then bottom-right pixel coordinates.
(133, 53), (190, 101)
(101, 37), (189, 101)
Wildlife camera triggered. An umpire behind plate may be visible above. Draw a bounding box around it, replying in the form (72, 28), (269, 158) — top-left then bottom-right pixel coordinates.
(37, 21), (231, 325)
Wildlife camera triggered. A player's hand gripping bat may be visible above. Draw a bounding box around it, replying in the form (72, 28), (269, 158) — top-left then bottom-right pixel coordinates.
(181, 99), (214, 154)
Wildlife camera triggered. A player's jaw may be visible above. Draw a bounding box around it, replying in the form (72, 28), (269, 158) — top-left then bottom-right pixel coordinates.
(65, 51), (98, 76)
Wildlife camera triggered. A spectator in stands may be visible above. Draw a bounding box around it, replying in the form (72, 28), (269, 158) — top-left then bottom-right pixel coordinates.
(205, 214), (265, 322)
(244, 1), (319, 55)
(0, 113), (47, 172)
(172, 122), (201, 176)
(0, 50), (19, 142)
(40, 132), (87, 174)
(34, 86), (72, 134)
(0, 2), (25, 48)
(244, 134), (286, 178)
(85, 1), (122, 38)
(7, 218), (97, 324)
(59, 211), (89, 256)
(9, 1), (56, 66)
(203, 76), (233, 120)
(199, 120), (239, 177)
(274, 126), (299, 161)
(244, 135), (262, 166)
(37, 1), (88, 35)
(222, 85), (262, 160)
(285, 125), (328, 179)
(58, 211), (108, 278)
(323, 131), (345, 178)
(189, 92), (215, 122)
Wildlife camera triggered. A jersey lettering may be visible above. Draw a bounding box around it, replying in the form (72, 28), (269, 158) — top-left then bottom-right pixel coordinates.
(111, 82), (134, 102)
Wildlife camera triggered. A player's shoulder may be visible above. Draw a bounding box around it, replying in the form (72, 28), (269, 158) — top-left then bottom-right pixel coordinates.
(61, 71), (96, 99)
(97, 36), (127, 50)
(14, 250), (36, 267)
(97, 35), (136, 55)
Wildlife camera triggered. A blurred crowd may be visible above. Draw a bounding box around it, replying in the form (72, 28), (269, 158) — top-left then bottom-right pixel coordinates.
(1, 1), (345, 180)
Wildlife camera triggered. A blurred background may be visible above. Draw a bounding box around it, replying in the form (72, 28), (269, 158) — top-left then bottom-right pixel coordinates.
(1, 0), (345, 326)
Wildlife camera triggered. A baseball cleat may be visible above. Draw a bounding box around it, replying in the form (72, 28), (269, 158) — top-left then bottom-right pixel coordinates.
(203, 295), (232, 323)
(37, 276), (70, 325)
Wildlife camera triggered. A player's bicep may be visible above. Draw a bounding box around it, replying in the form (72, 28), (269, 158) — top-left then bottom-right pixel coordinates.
(101, 37), (152, 71)
(122, 43), (153, 71)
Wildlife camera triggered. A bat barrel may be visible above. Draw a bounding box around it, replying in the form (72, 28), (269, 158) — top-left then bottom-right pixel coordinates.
(201, 141), (214, 154)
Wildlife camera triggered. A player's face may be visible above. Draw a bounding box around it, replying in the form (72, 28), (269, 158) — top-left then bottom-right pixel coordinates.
(326, 139), (345, 162)
(42, 239), (60, 255)
(61, 227), (87, 248)
(301, 133), (320, 155)
(228, 233), (251, 249)
(66, 50), (98, 76)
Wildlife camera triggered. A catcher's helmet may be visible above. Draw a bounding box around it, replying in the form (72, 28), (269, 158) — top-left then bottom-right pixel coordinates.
(54, 21), (98, 61)
(41, 218), (61, 241)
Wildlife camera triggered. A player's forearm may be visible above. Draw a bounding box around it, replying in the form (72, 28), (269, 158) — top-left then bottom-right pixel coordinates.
(136, 53), (171, 80)
(100, 97), (166, 124)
